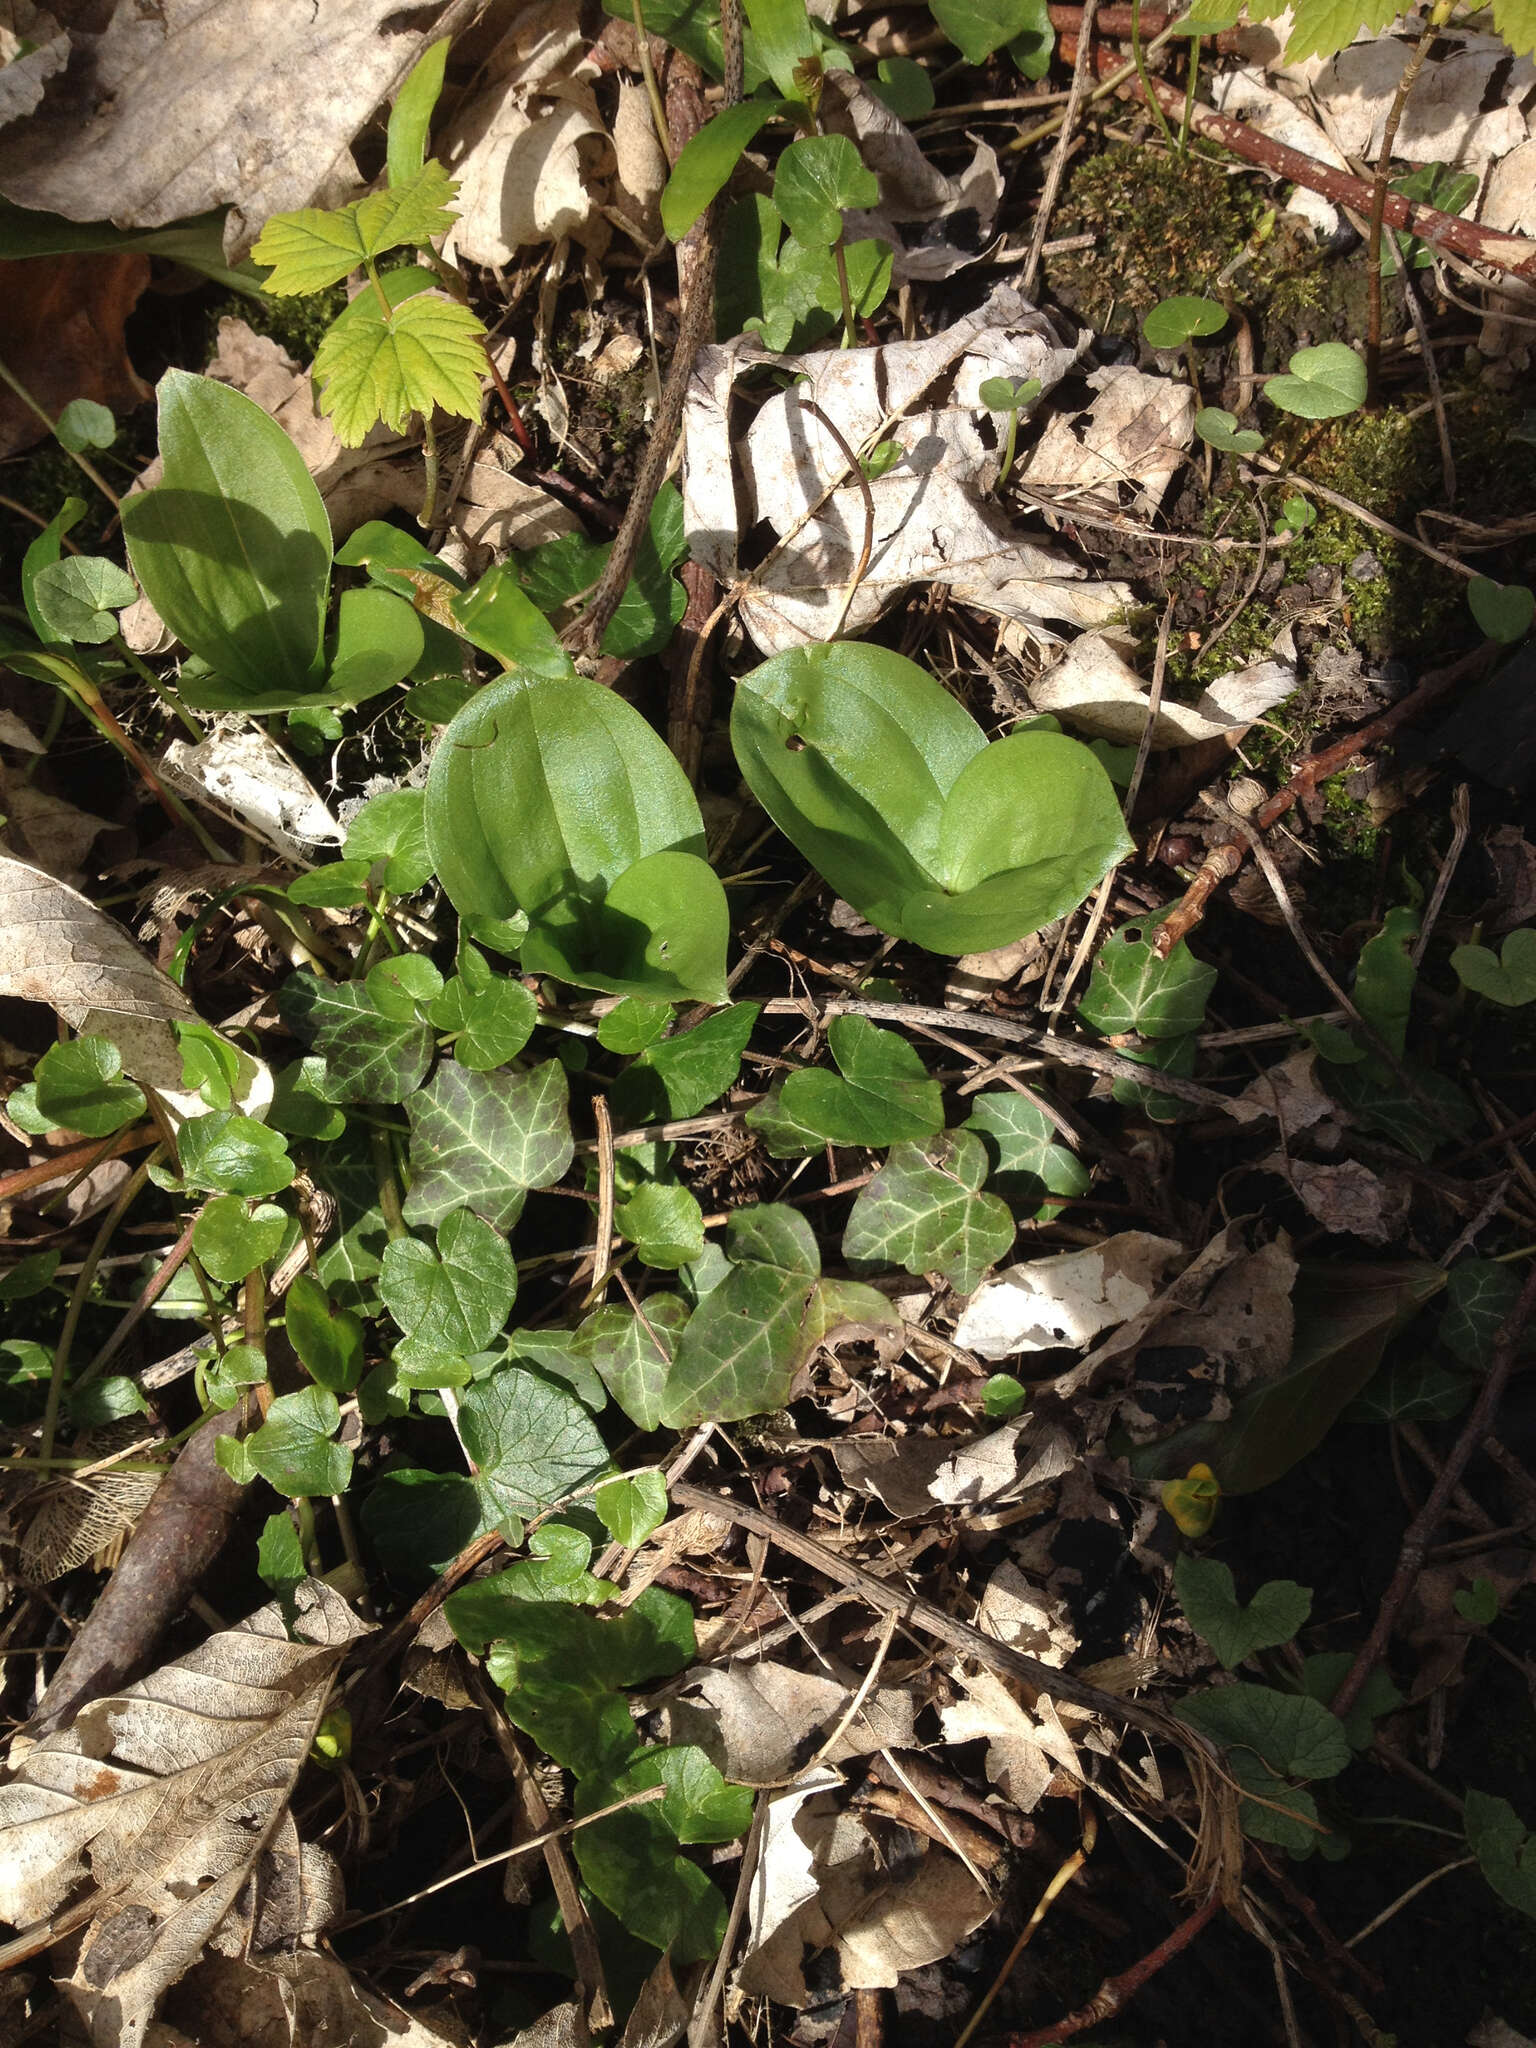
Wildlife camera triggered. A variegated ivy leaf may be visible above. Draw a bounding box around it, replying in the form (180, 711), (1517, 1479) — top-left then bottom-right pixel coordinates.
(279, 973), (433, 1105)
(843, 1129), (1013, 1294)
(404, 1058), (574, 1233)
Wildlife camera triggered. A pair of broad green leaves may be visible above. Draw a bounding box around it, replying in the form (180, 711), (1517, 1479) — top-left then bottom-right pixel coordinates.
(124, 373), (1130, 1000)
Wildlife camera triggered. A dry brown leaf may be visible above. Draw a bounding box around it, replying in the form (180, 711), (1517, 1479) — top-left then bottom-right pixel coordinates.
(1031, 633), (1297, 748)
(0, 768), (116, 879)
(1264, 1155), (1411, 1244)
(938, 1669), (1077, 1813)
(1143, 1239), (1298, 1389)
(1238, 1048), (1337, 1140)
(504, 2002), (592, 2048)
(953, 1231), (1185, 1361)
(618, 1952), (688, 2048)
(0, 1579), (369, 2048)
(161, 1951), (464, 2047)
(820, 69), (1001, 281)
(0, 250), (148, 456)
(159, 723), (342, 866)
(687, 285), (1132, 655)
(662, 1659), (919, 1781)
(0, 0), (452, 257)
(1020, 364), (1195, 515)
(0, 852), (199, 1028)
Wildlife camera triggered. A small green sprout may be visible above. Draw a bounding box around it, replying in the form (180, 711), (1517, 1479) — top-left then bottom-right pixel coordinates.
(979, 374), (1043, 487)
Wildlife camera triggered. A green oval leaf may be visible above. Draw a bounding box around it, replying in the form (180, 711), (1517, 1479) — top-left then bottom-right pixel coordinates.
(1141, 295), (1227, 349)
(121, 372), (331, 704)
(930, 0), (1052, 62)
(661, 101), (790, 242)
(425, 673), (729, 1003)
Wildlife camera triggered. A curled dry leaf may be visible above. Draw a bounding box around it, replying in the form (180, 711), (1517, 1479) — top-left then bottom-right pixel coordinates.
(160, 720), (342, 865)
(162, 1951), (462, 2047)
(0, 0), (452, 257)
(0, 852), (199, 1029)
(1292, 29), (1536, 172)
(1263, 1154), (1412, 1245)
(1031, 632), (1298, 748)
(953, 1231), (1185, 1361)
(1209, 68), (1351, 237)
(687, 283), (1133, 655)
(1020, 364), (1196, 516)
(663, 1658), (919, 1781)
(834, 1420), (1075, 1518)
(0, 1580), (370, 2048)
(820, 69), (1002, 281)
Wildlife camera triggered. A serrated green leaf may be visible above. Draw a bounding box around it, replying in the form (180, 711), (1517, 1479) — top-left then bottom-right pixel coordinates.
(192, 1196), (287, 1284)
(403, 1058), (573, 1233)
(615, 1183), (706, 1270)
(1465, 1790), (1536, 1918)
(1265, 341), (1367, 420)
(455, 1363), (611, 1527)
(1283, 0), (1403, 60)
(1078, 926), (1216, 1038)
(313, 272), (487, 444)
(577, 1296), (690, 1430)
(1494, 0), (1536, 57)
(773, 135), (879, 249)
(962, 1091), (1088, 1212)
(245, 1386), (352, 1497)
(285, 1271), (365, 1392)
(381, 1209), (516, 1358)
(287, 861), (372, 910)
(613, 1003), (761, 1123)
(33, 1036), (145, 1137)
(29, 555), (137, 644)
(843, 1129), (1013, 1294)
(279, 974), (434, 1105)
(769, 1015), (944, 1148)
(1451, 927), (1536, 1006)
(252, 161), (461, 295)
(1177, 1682), (1351, 1780)
(1442, 1257), (1521, 1368)
(1174, 1556), (1312, 1669)
(595, 1470), (668, 1549)
(179, 1112), (295, 1198)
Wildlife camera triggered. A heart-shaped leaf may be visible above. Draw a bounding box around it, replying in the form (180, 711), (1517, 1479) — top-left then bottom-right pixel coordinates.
(192, 1196), (288, 1283)
(242, 1386), (353, 1497)
(425, 672), (729, 1002)
(1194, 406), (1264, 455)
(930, 0), (1049, 62)
(455, 1363), (610, 1526)
(1174, 1556), (1312, 1669)
(122, 372), (332, 705)
(33, 1036), (145, 1136)
(404, 1058), (574, 1232)
(1452, 928), (1536, 1006)
(380, 1208), (516, 1358)
(1142, 295), (1227, 349)
(1468, 577), (1535, 646)
(731, 643), (1131, 954)
(750, 1014), (943, 1151)
(1078, 925), (1216, 1038)
(773, 135), (879, 248)
(178, 1112), (295, 1198)
(843, 1128), (1013, 1293)
(1264, 342), (1366, 421)
(29, 556), (137, 644)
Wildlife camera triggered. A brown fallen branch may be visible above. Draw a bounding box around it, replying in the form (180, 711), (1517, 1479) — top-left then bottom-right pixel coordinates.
(0, 1125), (158, 1206)
(1003, 1887), (1225, 2046)
(1050, 5), (1244, 47)
(1059, 36), (1536, 279)
(1331, 1259), (1536, 1719)
(28, 1394), (257, 1737)
(1152, 644), (1493, 958)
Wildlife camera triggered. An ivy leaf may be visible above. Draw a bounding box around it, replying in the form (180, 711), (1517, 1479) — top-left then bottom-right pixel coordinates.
(33, 1037), (145, 1136)
(1174, 1556), (1312, 1669)
(516, 484), (689, 661)
(843, 1129), (1013, 1294)
(1327, 1060), (1478, 1161)
(1465, 1791), (1536, 1918)
(285, 1271), (365, 1393)
(192, 1196), (287, 1284)
(1078, 927), (1216, 1038)
(313, 272), (488, 445)
(657, 1205), (826, 1428)
(252, 161), (462, 295)
(595, 1470), (668, 1549)
(575, 1745), (748, 1957)
(1345, 1354), (1470, 1425)
(615, 1183), (706, 1270)
(269, 1058), (347, 1142)
(280, 974), (434, 1105)
(455, 1363), (611, 1526)
(243, 1387), (353, 1497)
(1441, 1258), (1521, 1368)
(444, 1532), (619, 1652)
(404, 1058), (574, 1233)
(598, 998), (673, 1055)
(1176, 1683), (1351, 1781)
(577, 1295), (690, 1430)
(178, 1112), (295, 1198)
(613, 1003), (760, 1122)
(345, 788), (434, 893)
(381, 1209), (517, 1358)
(770, 1015), (944, 1148)
(962, 1091), (1088, 1213)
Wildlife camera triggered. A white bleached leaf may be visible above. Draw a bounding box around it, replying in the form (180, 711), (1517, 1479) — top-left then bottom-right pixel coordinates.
(954, 1231), (1185, 1360)
(1209, 68), (1349, 235)
(1300, 30), (1536, 169)
(1020, 365), (1195, 516)
(1031, 634), (1297, 748)
(161, 721), (341, 863)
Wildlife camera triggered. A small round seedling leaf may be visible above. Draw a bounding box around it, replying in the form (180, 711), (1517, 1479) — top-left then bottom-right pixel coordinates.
(192, 1195), (287, 1284)
(1468, 576), (1535, 645)
(594, 1470), (668, 1549)
(1194, 406), (1264, 456)
(1142, 295), (1227, 349)
(55, 399), (117, 453)
(1265, 342), (1366, 420)
(978, 374), (1041, 412)
(33, 1036), (145, 1137)
(983, 1372), (1028, 1419)
(1276, 494), (1316, 534)
(30, 555), (139, 644)
(366, 952), (443, 1021)
(773, 134), (879, 249)
(245, 1386), (352, 1497)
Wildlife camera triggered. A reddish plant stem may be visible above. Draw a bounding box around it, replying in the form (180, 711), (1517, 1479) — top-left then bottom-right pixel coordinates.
(1058, 37), (1536, 279)
(0, 1125), (157, 1205)
(483, 347), (536, 459)
(1331, 1259), (1536, 1720)
(1152, 646), (1491, 958)
(1050, 2), (1240, 41)
(1004, 1889), (1224, 2046)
